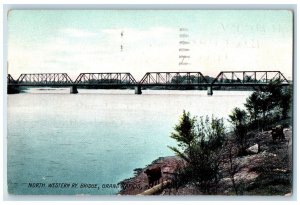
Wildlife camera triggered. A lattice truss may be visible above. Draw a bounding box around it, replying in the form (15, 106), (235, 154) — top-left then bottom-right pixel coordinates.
(212, 71), (289, 84)
(17, 73), (73, 84)
(75, 73), (137, 85)
(139, 72), (208, 85)
(7, 74), (16, 84)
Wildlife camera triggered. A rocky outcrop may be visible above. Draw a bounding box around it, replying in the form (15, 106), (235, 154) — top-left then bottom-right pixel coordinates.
(246, 143), (259, 154)
(119, 156), (185, 195)
(119, 128), (293, 195)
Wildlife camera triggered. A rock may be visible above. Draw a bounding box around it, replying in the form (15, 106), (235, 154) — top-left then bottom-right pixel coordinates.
(234, 168), (259, 182)
(246, 144), (259, 154)
(273, 168), (287, 173)
(261, 151), (277, 157)
(284, 192), (292, 196)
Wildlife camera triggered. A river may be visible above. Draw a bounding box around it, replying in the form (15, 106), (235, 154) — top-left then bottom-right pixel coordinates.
(7, 88), (252, 194)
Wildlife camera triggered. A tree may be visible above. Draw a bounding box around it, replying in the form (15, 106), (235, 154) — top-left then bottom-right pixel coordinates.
(256, 91), (272, 128)
(245, 92), (259, 123)
(229, 107), (248, 155)
(188, 116), (226, 193)
(279, 86), (292, 119)
(168, 110), (196, 162)
(169, 112), (226, 194)
(244, 80), (292, 130)
(227, 142), (241, 195)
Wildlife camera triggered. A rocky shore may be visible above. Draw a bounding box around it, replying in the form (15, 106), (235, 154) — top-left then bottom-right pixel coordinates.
(119, 128), (292, 195)
(118, 156), (186, 195)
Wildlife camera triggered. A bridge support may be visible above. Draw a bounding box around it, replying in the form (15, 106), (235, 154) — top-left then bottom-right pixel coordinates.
(70, 85), (78, 94)
(135, 85), (142, 95)
(7, 85), (20, 94)
(207, 86), (213, 96)
(194, 85), (199, 90)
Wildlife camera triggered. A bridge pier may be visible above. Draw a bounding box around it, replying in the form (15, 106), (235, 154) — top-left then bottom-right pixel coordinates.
(70, 85), (78, 94)
(207, 86), (213, 96)
(7, 85), (20, 94)
(135, 85), (142, 95)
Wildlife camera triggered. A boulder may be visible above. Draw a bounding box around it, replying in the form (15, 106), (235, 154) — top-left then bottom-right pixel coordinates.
(246, 144), (259, 154)
(284, 192), (292, 197)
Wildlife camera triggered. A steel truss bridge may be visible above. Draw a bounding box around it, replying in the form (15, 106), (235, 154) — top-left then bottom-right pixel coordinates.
(7, 71), (290, 95)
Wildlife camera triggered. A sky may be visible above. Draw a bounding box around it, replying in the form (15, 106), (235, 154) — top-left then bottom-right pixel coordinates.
(7, 10), (293, 81)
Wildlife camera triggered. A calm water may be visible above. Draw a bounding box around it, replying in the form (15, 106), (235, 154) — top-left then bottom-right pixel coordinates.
(7, 89), (252, 195)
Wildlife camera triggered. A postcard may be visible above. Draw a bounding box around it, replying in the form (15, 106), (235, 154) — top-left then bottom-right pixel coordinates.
(6, 9), (293, 196)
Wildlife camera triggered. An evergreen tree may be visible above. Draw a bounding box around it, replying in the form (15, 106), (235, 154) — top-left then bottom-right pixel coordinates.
(229, 107), (248, 155)
(169, 112), (226, 194)
(168, 110), (196, 162)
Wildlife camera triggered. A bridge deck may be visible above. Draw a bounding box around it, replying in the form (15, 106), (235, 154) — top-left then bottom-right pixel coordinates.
(8, 71), (292, 87)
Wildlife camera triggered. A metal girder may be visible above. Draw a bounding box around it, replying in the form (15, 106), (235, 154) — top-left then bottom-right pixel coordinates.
(16, 73), (73, 85)
(74, 73), (137, 85)
(139, 72), (209, 86)
(7, 74), (16, 85)
(212, 71), (290, 85)
(7, 71), (291, 88)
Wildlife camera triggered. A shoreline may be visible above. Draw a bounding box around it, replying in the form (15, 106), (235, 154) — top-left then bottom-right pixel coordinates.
(118, 127), (292, 196)
(118, 156), (185, 195)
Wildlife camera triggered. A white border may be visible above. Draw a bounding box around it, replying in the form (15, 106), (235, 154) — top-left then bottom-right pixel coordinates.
(1, 1), (299, 204)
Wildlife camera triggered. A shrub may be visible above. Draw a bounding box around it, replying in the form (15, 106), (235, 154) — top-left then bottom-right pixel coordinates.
(169, 112), (226, 194)
(229, 107), (248, 155)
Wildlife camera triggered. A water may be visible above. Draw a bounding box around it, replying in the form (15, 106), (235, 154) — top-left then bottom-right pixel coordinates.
(7, 88), (252, 195)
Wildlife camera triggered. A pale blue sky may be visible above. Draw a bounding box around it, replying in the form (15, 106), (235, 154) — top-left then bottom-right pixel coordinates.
(8, 10), (293, 80)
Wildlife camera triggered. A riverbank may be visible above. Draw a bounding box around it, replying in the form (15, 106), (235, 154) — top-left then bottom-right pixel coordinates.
(118, 156), (186, 195)
(119, 127), (292, 195)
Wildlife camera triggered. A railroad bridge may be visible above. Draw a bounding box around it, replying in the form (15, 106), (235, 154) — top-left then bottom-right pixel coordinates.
(7, 71), (290, 95)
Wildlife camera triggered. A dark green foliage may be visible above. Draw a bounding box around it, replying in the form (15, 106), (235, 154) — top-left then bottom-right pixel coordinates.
(245, 92), (259, 122)
(168, 110), (196, 162)
(229, 108), (248, 155)
(244, 81), (292, 130)
(167, 80), (293, 195)
(187, 116), (226, 193)
(170, 110), (196, 147)
(280, 86), (292, 119)
(229, 107), (248, 126)
(169, 112), (226, 194)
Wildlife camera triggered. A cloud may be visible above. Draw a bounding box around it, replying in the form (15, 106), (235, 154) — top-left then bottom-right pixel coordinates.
(102, 27), (176, 46)
(60, 28), (98, 38)
(8, 26), (292, 80)
(8, 27), (180, 80)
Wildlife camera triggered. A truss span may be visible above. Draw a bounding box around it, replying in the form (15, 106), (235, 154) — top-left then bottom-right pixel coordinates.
(139, 72), (209, 86)
(75, 73), (137, 86)
(212, 71), (290, 86)
(16, 73), (74, 86)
